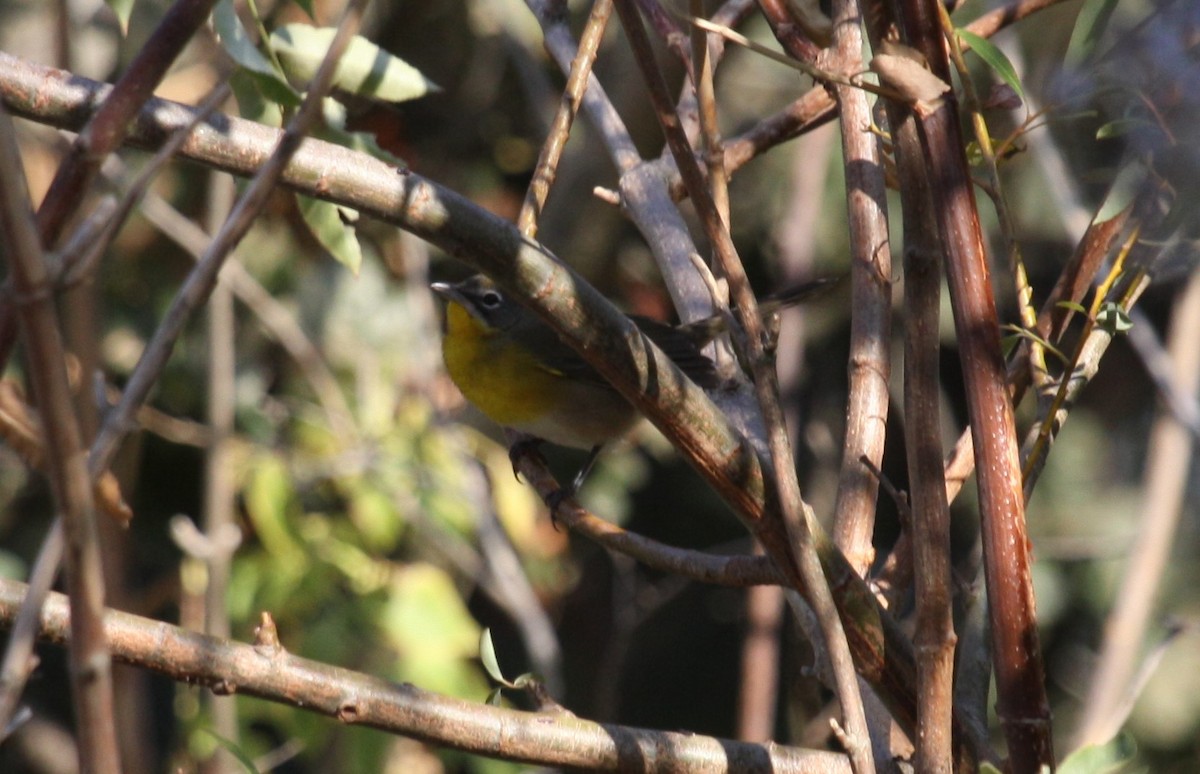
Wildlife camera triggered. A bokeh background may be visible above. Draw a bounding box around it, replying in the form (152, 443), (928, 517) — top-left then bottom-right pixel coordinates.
(0, 0), (1198, 771)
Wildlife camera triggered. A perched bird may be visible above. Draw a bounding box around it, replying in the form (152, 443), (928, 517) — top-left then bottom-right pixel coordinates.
(432, 273), (830, 494)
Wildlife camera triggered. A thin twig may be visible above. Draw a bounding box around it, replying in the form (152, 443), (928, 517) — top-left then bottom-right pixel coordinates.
(512, 448), (784, 587)
(689, 1), (729, 227)
(0, 102), (120, 774)
(33, 0), (221, 246)
(58, 82), (233, 290)
(518, 0), (612, 237)
(200, 169), (239, 759)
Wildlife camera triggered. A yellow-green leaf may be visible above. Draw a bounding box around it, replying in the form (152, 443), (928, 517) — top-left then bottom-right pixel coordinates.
(269, 25), (439, 103)
(296, 194), (362, 274)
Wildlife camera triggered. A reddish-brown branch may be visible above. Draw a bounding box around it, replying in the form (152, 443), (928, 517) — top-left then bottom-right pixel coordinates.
(894, 0), (1053, 769)
(903, 227), (956, 774)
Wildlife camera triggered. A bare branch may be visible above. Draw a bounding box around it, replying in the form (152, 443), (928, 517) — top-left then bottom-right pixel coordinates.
(0, 578), (852, 773)
(0, 103), (120, 773)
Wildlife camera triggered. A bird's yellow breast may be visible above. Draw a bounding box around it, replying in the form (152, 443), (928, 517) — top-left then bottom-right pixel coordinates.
(440, 301), (563, 426)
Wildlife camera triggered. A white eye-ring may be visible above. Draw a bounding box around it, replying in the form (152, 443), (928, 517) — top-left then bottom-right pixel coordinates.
(480, 290), (503, 308)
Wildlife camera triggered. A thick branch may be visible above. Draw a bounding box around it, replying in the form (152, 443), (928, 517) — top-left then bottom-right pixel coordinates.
(894, 1), (1053, 769)
(0, 579), (850, 773)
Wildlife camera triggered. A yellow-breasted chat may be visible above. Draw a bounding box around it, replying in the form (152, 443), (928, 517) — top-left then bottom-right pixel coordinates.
(431, 273), (832, 494)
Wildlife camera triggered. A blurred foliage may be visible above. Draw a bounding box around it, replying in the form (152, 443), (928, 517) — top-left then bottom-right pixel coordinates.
(0, 0), (1198, 772)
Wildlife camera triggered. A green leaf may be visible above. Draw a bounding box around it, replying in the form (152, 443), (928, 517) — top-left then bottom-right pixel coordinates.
(378, 564), (483, 696)
(244, 454), (304, 562)
(213, 0), (273, 76)
(306, 96), (405, 166)
(106, 0), (135, 34)
(486, 687), (505, 706)
(956, 28), (1024, 103)
(1001, 324), (1067, 362)
(213, 0), (300, 108)
(269, 25), (439, 103)
(1058, 732), (1137, 774)
(296, 195), (362, 274)
(228, 70), (284, 128)
(1066, 0), (1120, 66)
(1096, 118), (1156, 140)
(480, 628), (507, 685)
(1096, 302), (1133, 334)
(318, 122), (405, 166)
(1056, 301), (1088, 314)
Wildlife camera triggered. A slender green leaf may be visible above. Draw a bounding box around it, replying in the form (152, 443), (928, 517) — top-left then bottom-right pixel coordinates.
(213, 0), (278, 80)
(1001, 324), (1068, 363)
(213, 0), (300, 107)
(957, 28), (1024, 103)
(480, 628), (507, 684)
(1096, 117), (1156, 140)
(1066, 0), (1120, 66)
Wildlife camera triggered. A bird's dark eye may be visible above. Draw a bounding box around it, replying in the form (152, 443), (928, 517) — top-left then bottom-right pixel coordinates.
(480, 290), (503, 308)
